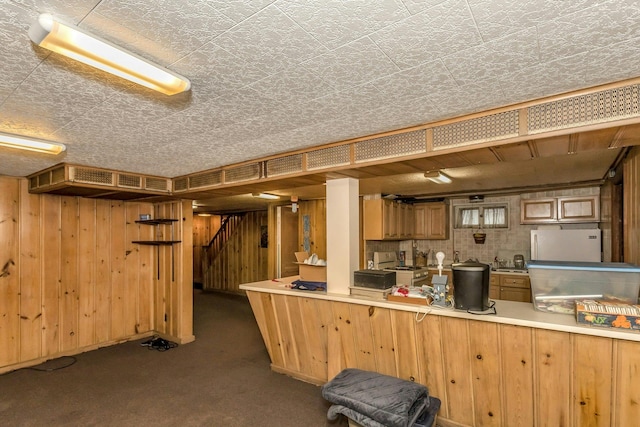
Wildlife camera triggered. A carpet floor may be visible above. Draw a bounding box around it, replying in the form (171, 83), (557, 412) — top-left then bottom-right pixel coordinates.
(0, 290), (348, 427)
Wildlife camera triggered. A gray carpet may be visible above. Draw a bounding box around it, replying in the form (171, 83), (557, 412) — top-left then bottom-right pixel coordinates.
(0, 290), (348, 427)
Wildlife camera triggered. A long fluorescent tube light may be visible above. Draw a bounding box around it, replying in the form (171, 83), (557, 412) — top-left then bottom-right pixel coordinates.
(0, 132), (66, 155)
(252, 193), (280, 200)
(28, 14), (190, 96)
(424, 171), (452, 184)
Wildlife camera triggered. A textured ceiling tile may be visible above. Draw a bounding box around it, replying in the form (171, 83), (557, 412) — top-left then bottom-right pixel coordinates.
(401, 0), (450, 15)
(300, 37), (400, 92)
(468, 0), (602, 41)
(426, 78), (509, 119)
(371, 0), (482, 69)
(248, 67), (335, 105)
(0, 3), (42, 92)
(443, 27), (540, 85)
(13, 0), (101, 22)
(372, 60), (456, 101)
(537, 1), (640, 62)
(204, 0), (274, 23)
(275, 0), (410, 50)
(213, 5), (328, 75)
(577, 37), (640, 85)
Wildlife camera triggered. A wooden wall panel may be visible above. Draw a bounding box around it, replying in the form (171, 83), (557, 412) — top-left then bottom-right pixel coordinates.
(192, 215), (221, 284)
(369, 307), (396, 377)
(332, 302), (358, 369)
(391, 310), (420, 383)
(60, 198), (79, 351)
(500, 325), (534, 426)
(349, 304), (377, 372)
(298, 297), (328, 380)
(415, 314), (448, 419)
(623, 146), (640, 265)
(18, 179), (42, 361)
(535, 329), (572, 426)
(0, 177), (193, 373)
(614, 340), (640, 425)
(298, 199), (326, 259)
(469, 322), (502, 427)
(441, 318), (475, 426)
(0, 178), (19, 366)
(573, 335), (612, 427)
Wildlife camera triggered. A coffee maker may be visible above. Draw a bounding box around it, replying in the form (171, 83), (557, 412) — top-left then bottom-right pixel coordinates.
(452, 262), (491, 311)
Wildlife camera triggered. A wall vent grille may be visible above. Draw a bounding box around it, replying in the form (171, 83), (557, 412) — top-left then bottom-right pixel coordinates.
(145, 177), (170, 192)
(225, 163), (260, 183)
(70, 167), (114, 186)
(355, 129), (426, 163)
(433, 111), (519, 150)
(266, 154), (303, 177)
(173, 177), (188, 192)
(307, 145), (351, 170)
(118, 174), (142, 189)
(528, 84), (640, 134)
(189, 170), (222, 189)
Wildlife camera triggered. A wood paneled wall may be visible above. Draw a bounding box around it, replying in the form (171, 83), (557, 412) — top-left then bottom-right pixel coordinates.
(246, 291), (640, 427)
(203, 211), (268, 293)
(0, 177), (193, 373)
(624, 146), (640, 265)
(192, 215), (221, 284)
(297, 199), (327, 259)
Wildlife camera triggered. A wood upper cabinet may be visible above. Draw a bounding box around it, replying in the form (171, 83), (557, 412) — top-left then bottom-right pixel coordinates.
(364, 199), (413, 240)
(521, 195), (600, 224)
(414, 202), (449, 240)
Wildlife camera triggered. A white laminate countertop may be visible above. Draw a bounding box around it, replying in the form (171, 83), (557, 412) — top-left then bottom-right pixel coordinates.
(240, 277), (640, 343)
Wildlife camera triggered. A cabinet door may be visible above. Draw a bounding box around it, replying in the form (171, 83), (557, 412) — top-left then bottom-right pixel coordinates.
(500, 287), (531, 302)
(425, 203), (449, 239)
(384, 199), (398, 238)
(521, 198), (557, 223)
(398, 204), (414, 238)
(489, 275), (500, 300)
(363, 199), (384, 240)
(413, 204), (427, 238)
(557, 196), (600, 222)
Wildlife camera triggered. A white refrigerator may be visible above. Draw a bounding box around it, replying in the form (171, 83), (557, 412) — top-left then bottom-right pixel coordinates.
(530, 229), (602, 262)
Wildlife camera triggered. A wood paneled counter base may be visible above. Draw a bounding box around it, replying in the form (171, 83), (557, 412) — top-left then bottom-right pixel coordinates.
(240, 278), (640, 427)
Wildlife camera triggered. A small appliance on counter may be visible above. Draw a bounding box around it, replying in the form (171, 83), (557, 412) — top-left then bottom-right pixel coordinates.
(352, 270), (396, 300)
(513, 254), (525, 269)
(452, 262), (491, 311)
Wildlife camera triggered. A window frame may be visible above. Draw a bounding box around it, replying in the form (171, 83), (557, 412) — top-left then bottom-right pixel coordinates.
(454, 203), (509, 229)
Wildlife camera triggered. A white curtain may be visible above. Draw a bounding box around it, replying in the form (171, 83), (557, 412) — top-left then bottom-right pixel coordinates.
(461, 208), (479, 227)
(484, 206), (506, 228)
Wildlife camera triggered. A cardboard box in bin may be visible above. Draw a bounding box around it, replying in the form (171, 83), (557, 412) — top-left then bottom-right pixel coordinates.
(294, 252), (326, 282)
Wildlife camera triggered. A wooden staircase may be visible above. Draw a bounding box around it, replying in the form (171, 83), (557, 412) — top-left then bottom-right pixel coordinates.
(201, 211), (268, 293)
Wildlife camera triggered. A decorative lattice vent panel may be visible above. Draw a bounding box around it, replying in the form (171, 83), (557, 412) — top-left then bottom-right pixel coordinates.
(528, 84), (640, 134)
(173, 177), (188, 192)
(145, 177), (170, 192)
(70, 167), (114, 186)
(118, 174), (142, 189)
(51, 166), (65, 184)
(189, 170), (222, 189)
(355, 129), (426, 163)
(433, 111), (519, 150)
(266, 154), (303, 177)
(29, 176), (38, 190)
(307, 145), (351, 170)
(225, 163), (261, 183)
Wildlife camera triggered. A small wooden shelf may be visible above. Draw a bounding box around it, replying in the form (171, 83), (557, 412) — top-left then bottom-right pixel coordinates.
(132, 240), (181, 245)
(135, 219), (178, 225)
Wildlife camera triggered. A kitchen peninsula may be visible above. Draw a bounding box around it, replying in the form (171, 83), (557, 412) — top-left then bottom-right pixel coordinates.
(240, 277), (640, 427)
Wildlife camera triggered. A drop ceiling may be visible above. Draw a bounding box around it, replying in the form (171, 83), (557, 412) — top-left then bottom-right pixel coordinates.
(1, 0), (640, 212)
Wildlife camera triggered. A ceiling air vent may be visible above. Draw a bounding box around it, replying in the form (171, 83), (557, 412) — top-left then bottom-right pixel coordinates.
(225, 163), (260, 183)
(70, 167), (114, 186)
(173, 177), (188, 192)
(266, 154), (303, 177)
(117, 173), (142, 189)
(355, 129), (426, 163)
(528, 84), (640, 134)
(307, 145), (351, 170)
(189, 170), (222, 189)
(145, 177), (170, 192)
(433, 110), (519, 150)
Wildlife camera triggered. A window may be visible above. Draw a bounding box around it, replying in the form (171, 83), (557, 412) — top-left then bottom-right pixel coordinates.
(454, 204), (508, 229)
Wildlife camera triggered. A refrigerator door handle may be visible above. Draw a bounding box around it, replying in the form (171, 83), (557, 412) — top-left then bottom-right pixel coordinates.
(532, 233), (538, 260)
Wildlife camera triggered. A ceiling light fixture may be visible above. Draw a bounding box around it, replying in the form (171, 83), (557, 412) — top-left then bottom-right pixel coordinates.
(28, 14), (191, 96)
(0, 132), (66, 154)
(252, 193), (280, 200)
(424, 171), (452, 184)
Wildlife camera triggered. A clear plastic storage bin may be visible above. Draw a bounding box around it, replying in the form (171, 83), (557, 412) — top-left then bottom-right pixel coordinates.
(528, 261), (640, 314)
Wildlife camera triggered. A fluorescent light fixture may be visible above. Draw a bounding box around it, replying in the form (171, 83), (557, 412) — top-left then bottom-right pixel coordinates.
(252, 193), (280, 200)
(28, 14), (190, 96)
(0, 132), (66, 155)
(424, 171), (452, 184)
